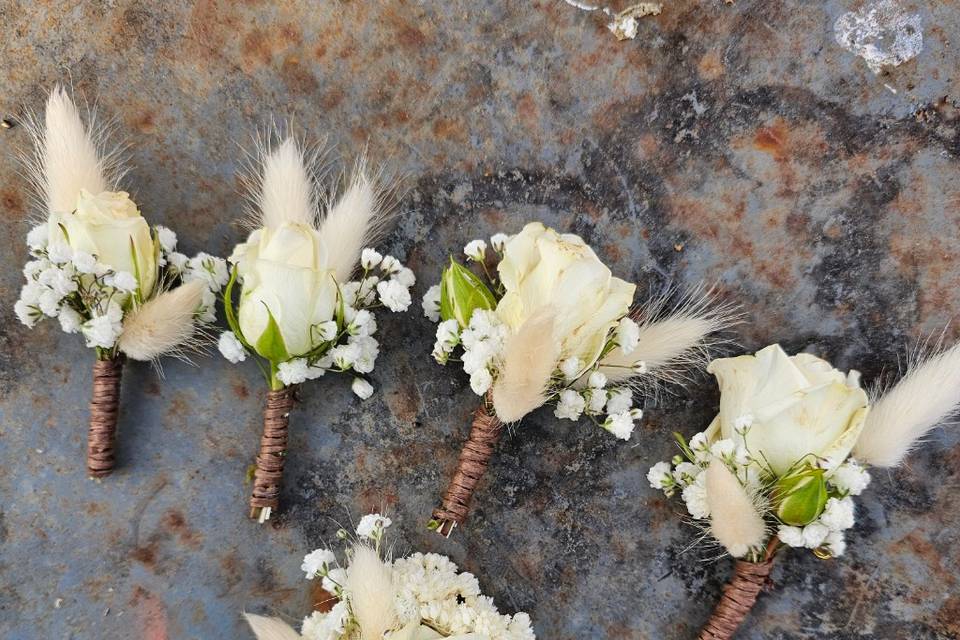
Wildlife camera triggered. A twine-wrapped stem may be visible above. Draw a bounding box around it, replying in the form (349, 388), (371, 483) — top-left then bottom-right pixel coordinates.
(87, 355), (124, 478)
(698, 537), (780, 640)
(431, 403), (503, 536)
(249, 386), (297, 523)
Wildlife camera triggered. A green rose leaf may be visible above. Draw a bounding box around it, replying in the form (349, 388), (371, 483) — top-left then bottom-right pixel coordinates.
(255, 304), (289, 365)
(774, 467), (828, 526)
(440, 257), (496, 328)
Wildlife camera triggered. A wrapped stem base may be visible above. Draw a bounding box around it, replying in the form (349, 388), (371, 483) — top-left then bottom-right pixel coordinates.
(698, 549), (776, 640)
(87, 356), (124, 478)
(249, 387), (297, 522)
(432, 403), (503, 536)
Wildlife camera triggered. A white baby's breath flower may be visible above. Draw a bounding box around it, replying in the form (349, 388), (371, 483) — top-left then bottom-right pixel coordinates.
(186, 252), (229, 289)
(155, 226), (177, 253)
(560, 356), (582, 381)
(490, 232), (509, 251)
(356, 513), (392, 539)
(111, 271), (139, 293)
(554, 389), (586, 420)
(349, 335), (379, 373)
(38, 288), (62, 317)
(330, 343), (361, 370)
(360, 248), (383, 269)
(710, 439), (737, 461)
(348, 309), (377, 337)
(422, 284), (442, 322)
(71, 251), (97, 274)
(587, 388), (608, 414)
(588, 371), (607, 388)
(647, 461), (673, 490)
(825, 530), (846, 557)
(605, 388), (633, 414)
(604, 411), (635, 440)
(616, 316), (640, 354)
(167, 252), (189, 272)
(301, 548), (336, 579)
(351, 377), (374, 400)
(394, 267), (416, 288)
(829, 460), (871, 496)
(81, 312), (122, 349)
(377, 279), (412, 312)
(689, 431), (711, 463)
(277, 359), (311, 385)
(470, 368), (493, 396)
(315, 320), (338, 342)
(778, 525), (805, 548)
(463, 239), (487, 261)
(41, 265), (78, 297)
(26, 224), (48, 249)
(733, 414), (755, 433)
(14, 299), (38, 327)
(819, 497), (855, 532)
(380, 255), (401, 274)
(682, 474), (710, 519)
(47, 242), (73, 264)
(218, 331), (247, 363)
(321, 567), (348, 594)
(802, 522), (830, 548)
(58, 306), (83, 334)
(633, 360), (648, 375)
(673, 461), (701, 485)
(23, 259), (49, 280)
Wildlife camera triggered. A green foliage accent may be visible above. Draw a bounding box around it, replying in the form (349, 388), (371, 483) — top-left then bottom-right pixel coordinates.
(774, 466), (828, 526)
(255, 304), (289, 366)
(129, 237), (143, 305)
(222, 266), (251, 347)
(440, 257), (496, 328)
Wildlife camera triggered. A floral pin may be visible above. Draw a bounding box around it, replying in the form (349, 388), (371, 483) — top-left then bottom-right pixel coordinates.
(422, 222), (735, 535)
(217, 134), (412, 522)
(648, 342), (960, 639)
(13, 87), (224, 478)
(244, 513), (536, 640)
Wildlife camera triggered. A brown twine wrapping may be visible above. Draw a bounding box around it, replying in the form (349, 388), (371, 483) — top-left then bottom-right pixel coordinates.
(431, 403), (503, 536)
(698, 538), (779, 640)
(249, 387), (297, 519)
(87, 356), (124, 478)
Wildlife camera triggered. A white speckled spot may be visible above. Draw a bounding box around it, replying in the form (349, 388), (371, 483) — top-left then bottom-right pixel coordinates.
(834, 0), (923, 74)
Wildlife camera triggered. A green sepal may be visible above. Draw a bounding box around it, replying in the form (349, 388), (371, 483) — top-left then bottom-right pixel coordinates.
(774, 466), (828, 526)
(439, 257), (496, 328)
(129, 237), (144, 306)
(255, 304), (289, 365)
(222, 265), (252, 348)
(57, 222), (70, 244)
(673, 431), (696, 464)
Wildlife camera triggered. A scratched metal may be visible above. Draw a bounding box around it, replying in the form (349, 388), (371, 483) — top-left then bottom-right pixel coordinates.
(0, 1), (959, 639)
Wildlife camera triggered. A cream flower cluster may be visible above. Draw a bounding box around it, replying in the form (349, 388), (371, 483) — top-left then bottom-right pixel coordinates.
(218, 249), (413, 399)
(423, 224), (644, 439)
(298, 514), (535, 640)
(15, 220), (223, 349)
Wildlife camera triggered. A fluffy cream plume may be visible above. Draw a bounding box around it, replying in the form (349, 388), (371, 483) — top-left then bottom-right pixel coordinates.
(854, 341), (960, 467)
(492, 312), (561, 422)
(320, 162), (394, 283)
(244, 136), (319, 230)
(20, 85), (126, 217)
(704, 458), (767, 558)
(117, 280), (206, 361)
(244, 613), (302, 640)
(345, 545), (398, 638)
(598, 285), (737, 391)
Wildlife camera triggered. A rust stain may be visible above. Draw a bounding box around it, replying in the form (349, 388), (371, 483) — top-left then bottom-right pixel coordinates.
(131, 586), (169, 640)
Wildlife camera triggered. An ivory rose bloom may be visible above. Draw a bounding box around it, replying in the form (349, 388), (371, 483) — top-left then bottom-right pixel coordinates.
(495, 222), (635, 370)
(704, 344), (869, 476)
(234, 222), (337, 358)
(49, 189), (157, 296)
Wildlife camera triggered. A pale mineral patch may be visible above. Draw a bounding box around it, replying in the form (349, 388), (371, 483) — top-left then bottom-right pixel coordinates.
(834, 0), (922, 74)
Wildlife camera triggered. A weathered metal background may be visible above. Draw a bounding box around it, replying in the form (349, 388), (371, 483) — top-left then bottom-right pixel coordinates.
(1, 1), (959, 638)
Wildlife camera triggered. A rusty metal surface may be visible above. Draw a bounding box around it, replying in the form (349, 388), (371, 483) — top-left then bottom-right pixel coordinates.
(1, 1), (959, 638)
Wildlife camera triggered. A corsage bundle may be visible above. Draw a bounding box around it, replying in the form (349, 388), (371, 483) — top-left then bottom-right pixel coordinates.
(422, 221), (732, 535)
(244, 513), (536, 640)
(648, 342), (960, 639)
(217, 136), (413, 522)
(13, 87), (223, 478)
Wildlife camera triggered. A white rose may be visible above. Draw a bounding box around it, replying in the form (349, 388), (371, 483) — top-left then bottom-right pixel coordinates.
(235, 222), (337, 359)
(495, 222), (635, 371)
(704, 344), (869, 476)
(49, 189), (157, 297)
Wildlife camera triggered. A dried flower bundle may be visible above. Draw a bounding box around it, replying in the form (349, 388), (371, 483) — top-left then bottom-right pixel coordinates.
(648, 342), (960, 639)
(13, 86), (223, 478)
(422, 222), (734, 535)
(245, 514), (535, 640)
(218, 134), (412, 522)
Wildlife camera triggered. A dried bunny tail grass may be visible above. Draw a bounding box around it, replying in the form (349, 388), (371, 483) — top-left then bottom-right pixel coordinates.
(598, 283), (741, 396)
(320, 154), (404, 283)
(492, 312), (562, 423)
(117, 280), (207, 362)
(854, 337), (960, 468)
(345, 545), (398, 639)
(704, 459), (769, 559)
(243, 613), (302, 640)
(18, 85), (130, 220)
(237, 124), (327, 231)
